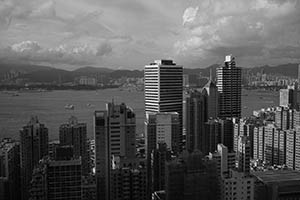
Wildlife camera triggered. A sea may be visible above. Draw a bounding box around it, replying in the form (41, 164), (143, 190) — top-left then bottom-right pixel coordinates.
(0, 88), (279, 140)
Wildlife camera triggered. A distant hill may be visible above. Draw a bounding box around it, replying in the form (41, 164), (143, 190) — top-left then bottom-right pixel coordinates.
(244, 63), (299, 78)
(72, 66), (114, 75)
(0, 61), (298, 84)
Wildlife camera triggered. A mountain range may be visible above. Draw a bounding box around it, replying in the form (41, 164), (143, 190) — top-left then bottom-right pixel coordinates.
(0, 62), (298, 83)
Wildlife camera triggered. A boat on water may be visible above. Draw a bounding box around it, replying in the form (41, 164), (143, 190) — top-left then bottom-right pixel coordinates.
(86, 103), (95, 107)
(65, 104), (74, 110)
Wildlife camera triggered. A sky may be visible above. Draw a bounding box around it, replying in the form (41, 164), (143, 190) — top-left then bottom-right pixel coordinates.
(0, 0), (299, 70)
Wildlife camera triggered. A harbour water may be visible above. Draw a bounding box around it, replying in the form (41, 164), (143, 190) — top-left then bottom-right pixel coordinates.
(0, 88), (279, 140)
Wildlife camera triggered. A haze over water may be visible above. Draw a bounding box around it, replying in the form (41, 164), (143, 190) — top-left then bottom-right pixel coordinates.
(0, 88), (278, 140)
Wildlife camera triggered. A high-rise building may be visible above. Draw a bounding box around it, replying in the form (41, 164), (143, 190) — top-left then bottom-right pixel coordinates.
(222, 170), (254, 200)
(298, 64), (300, 88)
(216, 55), (242, 118)
(165, 150), (219, 200)
(94, 102), (136, 200)
(203, 73), (219, 119)
(110, 161), (147, 200)
(286, 127), (300, 170)
(233, 119), (255, 157)
(279, 85), (298, 109)
(207, 144), (236, 176)
(185, 89), (207, 152)
(151, 143), (171, 192)
(29, 158), (82, 200)
(237, 136), (251, 174)
(144, 59), (183, 143)
(253, 124), (286, 166)
(0, 138), (21, 200)
(219, 119), (234, 152)
(204, 119), (221, 155)
(20, 116), (48, 200)
(59, 116), (89, 174)
(145, 112), (180, 155)
(144, 112), (179, 198)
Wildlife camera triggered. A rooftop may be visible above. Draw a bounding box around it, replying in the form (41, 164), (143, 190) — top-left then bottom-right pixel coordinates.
(253, 170), (300, 184)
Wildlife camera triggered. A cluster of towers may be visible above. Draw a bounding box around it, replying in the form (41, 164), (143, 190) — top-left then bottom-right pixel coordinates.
(3, 55), (300, 200)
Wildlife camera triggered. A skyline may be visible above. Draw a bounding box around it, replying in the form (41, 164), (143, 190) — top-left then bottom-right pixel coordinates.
(0, 0), (300, 70)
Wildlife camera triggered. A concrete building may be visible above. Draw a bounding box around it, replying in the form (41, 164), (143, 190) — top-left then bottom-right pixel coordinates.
(144, 60), (183, 143)
(216, 55), (242, 118)
(220, 119), (234, 152)
(0, 139), (21, 200)
(221, 170), (254, 200)
(279, 86), (297, 109)
(110, 161), (147, 200)
(286, 127), (300, 170)
(59, 116), (89, 174)
(165, 150), (219, 200)
(204, 119), (221, 155)
(144, 112), (180, 155)
(20, 116), (48, 200)
(29, 158), (82, 200)
(275, 107), (291, 130)
(207, 144), (236, 176)
(237, 136), (251, 174)
(253, 170), (300, 200)
(203, 73), (219, 119)
(94, 102), (136, 200)
(151, 143), (171, 193)
(185, 89), (207, 152)
(253, 124), (286, 165)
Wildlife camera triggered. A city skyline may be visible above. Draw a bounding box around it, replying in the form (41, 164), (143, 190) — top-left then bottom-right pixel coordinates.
(0, 0), (299, 69)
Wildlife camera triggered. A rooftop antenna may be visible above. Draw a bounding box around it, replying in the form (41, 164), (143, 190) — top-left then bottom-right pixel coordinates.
(209, 68), (212, 81)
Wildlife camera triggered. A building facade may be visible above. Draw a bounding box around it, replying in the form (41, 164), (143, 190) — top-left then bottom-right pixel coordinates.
(20, 116), (48, 200)
(217, 55), (242, 119)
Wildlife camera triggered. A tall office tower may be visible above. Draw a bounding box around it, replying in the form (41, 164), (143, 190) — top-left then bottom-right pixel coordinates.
(151, 143), (171, 192)
(185, 89), (207, 152)
(94, 102), (136, 200)
(253, 170), (300, 200)
(219, 119), (234, 152)
(145, 112), (180, 155)
(237, 136), (251, 174)
(110, 162), (147, 200)
(275, 107), (290, 130)
(165, 151), (219, 200)
(20, 116), (48, 200)
(203, 72), (219, 119)
(0, 139), (21, 200)
(59, 116), (89, 174)
(144, 59), (183, 145)
(216, 55), (242, 118)
(29, 158), (82, 200)
(203, 119), (221, 155)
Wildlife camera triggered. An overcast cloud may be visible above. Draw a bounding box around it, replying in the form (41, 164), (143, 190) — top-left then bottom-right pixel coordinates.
(0, 0), (299, 69)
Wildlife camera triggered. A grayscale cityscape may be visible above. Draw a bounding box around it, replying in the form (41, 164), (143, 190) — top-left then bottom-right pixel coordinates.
(1, 1), (300, 200)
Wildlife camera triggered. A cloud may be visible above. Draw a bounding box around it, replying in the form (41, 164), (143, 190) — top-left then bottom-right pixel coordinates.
(175, 0), (300, 67)
(0, 41), (113, 66)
